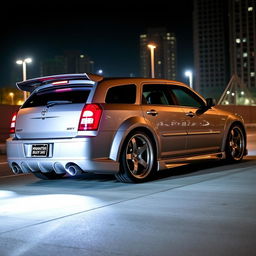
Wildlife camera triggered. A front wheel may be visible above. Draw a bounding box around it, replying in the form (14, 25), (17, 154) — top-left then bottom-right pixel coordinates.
(225, 125), (246, 162)
(115, 131), (156, 183)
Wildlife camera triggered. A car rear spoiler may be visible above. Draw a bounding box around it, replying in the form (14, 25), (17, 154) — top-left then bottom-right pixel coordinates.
(16, 73), (103, 92)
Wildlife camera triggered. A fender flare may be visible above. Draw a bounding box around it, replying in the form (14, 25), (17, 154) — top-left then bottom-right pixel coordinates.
(109, 116), (160, 161)
(220, 116), (247, 152)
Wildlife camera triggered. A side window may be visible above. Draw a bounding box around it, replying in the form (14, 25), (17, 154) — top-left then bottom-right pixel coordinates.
(142, 84), (175, 105)
(105, 84), (136, 104)
(171, 87), (204, 108)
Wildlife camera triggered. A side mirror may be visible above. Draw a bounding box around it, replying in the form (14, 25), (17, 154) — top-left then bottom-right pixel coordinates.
(206, 98), (216, 108)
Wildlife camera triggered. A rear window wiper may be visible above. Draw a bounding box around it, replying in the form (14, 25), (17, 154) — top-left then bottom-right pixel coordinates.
(46, 100), (73, 108)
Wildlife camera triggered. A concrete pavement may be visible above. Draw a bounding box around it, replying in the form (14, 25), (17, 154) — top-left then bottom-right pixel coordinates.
(0, 158), (256, 255)
(0, 125), (255, 255)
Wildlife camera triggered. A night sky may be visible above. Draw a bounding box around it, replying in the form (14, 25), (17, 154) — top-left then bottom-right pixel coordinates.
(0, 2), (193, 87)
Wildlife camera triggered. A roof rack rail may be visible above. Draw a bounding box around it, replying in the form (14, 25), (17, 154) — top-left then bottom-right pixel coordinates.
(16, 73), (103, 92)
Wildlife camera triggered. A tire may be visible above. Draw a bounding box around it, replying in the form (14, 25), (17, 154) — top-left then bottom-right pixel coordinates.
(115, 131), (156, 183)
(33, 172), (66, 180)
(225, 125), (246, 162)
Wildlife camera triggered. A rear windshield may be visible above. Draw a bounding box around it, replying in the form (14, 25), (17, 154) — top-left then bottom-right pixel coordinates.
(22, 87), (90, 108)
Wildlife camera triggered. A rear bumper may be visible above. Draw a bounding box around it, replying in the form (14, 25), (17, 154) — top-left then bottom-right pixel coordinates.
(6, 137), (119, 175)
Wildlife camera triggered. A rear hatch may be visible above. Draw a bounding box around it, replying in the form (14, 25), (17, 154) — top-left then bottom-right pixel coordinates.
(16, 86), (92, 139)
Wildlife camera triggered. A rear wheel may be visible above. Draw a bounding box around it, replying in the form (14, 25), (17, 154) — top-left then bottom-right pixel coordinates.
(225, 125), (245, 162)
(33, 172), (66, 180)
(115, 131), (156, 183)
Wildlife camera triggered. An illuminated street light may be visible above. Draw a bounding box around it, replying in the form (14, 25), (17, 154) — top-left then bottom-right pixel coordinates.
(9, 92), (14, 105)
(16, 58), (32, 101)
(97, 69), (103, 75)
(185, 70), (193, 88)
(147, 44), (156, 78)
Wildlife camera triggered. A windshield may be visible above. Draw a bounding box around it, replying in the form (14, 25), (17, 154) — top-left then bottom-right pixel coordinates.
(22, 87), (91, 108)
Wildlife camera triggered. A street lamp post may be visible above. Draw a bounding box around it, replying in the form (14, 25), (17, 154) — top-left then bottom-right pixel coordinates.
(9, 92), (14, 105)
(185, 70), (193, 89)
(16, 58), (32, 101)
(147, 44), (156, 78)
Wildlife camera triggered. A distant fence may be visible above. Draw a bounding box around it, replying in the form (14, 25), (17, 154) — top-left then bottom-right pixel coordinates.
(0, 104), (255, 142)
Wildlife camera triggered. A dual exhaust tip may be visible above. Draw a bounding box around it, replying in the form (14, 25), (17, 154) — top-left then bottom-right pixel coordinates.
(11, 163), (23, 174)
(11, 162), (84, 176)
(65, 163), (83, 176)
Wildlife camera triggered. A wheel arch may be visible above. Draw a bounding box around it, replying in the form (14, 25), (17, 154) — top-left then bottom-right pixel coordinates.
(221, 120), (247, 152)
(109, 117), (160, 162)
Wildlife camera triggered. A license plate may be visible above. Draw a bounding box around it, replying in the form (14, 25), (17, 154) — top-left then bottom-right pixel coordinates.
(31, 144), (49, 157)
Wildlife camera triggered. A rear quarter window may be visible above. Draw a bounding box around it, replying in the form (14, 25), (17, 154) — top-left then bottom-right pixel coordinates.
(22, 87), (91, 108)
(105, 84), (136, 104)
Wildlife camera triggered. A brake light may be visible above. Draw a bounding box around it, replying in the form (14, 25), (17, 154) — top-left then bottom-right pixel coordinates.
(52, 80), (69, 85)
(10, 112), (17, 134)
(78, 104), (102, 131)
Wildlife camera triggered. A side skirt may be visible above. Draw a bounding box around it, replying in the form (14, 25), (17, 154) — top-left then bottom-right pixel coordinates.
(157, 152), (226, 171)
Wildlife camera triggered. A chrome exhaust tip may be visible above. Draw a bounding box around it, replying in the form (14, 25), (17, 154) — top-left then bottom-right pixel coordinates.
(11, 163), (22, 174)
(65, 163), (83, 176)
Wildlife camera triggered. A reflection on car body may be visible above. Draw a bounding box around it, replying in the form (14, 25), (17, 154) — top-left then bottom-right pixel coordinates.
(7, 73), (247, 182)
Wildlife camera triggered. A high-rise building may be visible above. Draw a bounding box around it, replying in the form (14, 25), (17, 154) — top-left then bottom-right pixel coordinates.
(193, 0), (256, 100)
(140, 28), (177, 80)
(40, 51), (94, 76)
(229, 0), (256, 95)
(193, 0), (230, 99)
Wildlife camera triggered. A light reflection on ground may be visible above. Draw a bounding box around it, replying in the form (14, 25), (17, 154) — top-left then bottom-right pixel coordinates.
(0, 193), (100, 218)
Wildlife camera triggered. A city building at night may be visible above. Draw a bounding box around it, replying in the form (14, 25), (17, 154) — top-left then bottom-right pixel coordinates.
(140, 28), (177, 80)
(229, 0), (256, 96)
(40, 51), (94, 77)
(194, 0), (256, 100)
(193, 0), (230, 100)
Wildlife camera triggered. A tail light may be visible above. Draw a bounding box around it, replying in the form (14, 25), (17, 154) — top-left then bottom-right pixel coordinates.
(78, 104), (102, 131)
(10, 112), (17, 134)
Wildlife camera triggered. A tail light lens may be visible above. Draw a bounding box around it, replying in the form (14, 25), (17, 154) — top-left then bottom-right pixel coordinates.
(10, 112), (17, 134)
(78, 104), (102, 131)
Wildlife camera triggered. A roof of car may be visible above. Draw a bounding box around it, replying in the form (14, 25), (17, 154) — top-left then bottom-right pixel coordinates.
(16, 73), (189, 93)
(99, 77), (188, 87)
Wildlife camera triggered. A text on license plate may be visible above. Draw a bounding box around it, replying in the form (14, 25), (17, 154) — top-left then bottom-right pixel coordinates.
(31, 144), (49, 157)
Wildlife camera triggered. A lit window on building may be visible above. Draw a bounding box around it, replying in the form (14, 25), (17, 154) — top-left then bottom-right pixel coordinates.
(248, 6), (253, 11)
(236, 38), (241, 43)
(243, 52), (248, 57)
(251, 72), (255, 77)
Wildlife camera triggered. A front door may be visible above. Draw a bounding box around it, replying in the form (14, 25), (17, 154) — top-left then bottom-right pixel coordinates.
(170, 86), (226, 155)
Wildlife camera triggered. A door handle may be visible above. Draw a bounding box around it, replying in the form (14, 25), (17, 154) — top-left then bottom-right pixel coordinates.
(185, 111), (195, 117)
(146, 110), (158, 116)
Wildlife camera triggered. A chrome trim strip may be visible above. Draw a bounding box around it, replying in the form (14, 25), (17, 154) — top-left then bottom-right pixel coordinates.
(162, 131), (221, 137)
(188, 131), (221, 135)
(162, 132), (187, 137)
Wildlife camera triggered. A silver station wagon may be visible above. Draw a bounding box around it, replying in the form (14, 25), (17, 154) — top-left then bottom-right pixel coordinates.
(7, 73), (247, 182)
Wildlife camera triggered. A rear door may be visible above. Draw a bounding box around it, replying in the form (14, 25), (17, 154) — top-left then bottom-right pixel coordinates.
(16, 86), (92, 139)
(141, 83), (187, 158)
